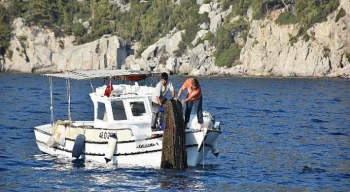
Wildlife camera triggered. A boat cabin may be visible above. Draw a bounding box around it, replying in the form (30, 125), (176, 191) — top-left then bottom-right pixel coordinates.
(45, 70), (157, 140)
(90, 83), (154, 140)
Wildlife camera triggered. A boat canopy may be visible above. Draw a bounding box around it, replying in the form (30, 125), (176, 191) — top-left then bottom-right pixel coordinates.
(43, 69), (152, 80)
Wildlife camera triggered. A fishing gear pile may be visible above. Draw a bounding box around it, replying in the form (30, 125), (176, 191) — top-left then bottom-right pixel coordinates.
(161, 99), (188, 170)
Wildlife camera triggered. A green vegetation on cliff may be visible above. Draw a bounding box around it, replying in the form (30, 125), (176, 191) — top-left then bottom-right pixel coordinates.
(0, 3), (12, 52)
(0, 0), (340, 66)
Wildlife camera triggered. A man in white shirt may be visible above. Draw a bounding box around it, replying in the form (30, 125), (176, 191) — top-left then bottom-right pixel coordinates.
(151, 72), (175, 131)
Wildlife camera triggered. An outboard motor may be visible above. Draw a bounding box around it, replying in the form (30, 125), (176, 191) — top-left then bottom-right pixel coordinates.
(189, 111), (215, 129)
(202, 111), (215, 129)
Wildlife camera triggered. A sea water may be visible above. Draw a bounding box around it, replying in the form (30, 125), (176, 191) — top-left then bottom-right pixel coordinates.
(0, 73), (349, 191)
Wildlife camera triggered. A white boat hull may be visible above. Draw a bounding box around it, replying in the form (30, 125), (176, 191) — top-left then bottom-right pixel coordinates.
(34, 122), (221, 167)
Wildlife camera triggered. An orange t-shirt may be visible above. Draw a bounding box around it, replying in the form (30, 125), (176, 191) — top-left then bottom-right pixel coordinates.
(181, 78), (202, 100)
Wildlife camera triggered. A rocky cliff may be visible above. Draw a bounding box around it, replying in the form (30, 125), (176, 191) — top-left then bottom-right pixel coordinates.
(1, 0), (349, 78)
(240, 0), (350, 78)
(3, 18), (127, 73)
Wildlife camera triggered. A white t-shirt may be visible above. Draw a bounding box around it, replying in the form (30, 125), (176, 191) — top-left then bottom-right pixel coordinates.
(151, 81), (174, 104)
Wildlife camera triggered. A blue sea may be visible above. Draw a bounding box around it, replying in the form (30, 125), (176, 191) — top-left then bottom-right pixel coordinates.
(0, 73), (349, 191)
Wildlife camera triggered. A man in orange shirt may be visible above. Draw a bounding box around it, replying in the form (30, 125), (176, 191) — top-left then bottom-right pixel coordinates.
(177, 78), (203, 129)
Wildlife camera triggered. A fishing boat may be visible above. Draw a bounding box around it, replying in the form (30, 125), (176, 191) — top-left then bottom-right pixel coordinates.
(34, 69), (221, 167)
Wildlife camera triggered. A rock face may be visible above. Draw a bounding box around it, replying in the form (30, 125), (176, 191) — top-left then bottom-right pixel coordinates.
(3, 18), (127, 73)
(240, 0), (350, 77)
(140, 0), (350, 77)
(2, 0), (350, 78)
(52, 35), (127, 72)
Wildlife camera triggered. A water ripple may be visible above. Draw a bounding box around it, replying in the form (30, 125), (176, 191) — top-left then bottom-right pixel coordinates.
(0, 75), (349, 191)
(311, 118), (329, 123)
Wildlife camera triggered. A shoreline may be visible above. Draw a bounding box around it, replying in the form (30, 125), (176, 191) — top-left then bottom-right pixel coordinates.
(1, 71), (349, 79)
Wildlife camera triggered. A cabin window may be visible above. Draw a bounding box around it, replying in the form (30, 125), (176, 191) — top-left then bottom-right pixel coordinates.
(130, 102), (146, 116)
(111, 100), (127, 120)
(97, 102), (107, 121)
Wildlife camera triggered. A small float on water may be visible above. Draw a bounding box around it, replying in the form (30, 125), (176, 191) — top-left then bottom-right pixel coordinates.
(34, 69), (221, 167)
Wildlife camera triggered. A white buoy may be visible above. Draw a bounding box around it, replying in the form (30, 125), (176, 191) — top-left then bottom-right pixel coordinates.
(104, 133), (117, 163)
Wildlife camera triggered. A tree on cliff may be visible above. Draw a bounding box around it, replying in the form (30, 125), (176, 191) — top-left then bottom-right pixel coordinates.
(26, 0), (56, 27)
(0, 4), (11, 54)
(0, 0), (341, 67)
(90, 0), (114, 39)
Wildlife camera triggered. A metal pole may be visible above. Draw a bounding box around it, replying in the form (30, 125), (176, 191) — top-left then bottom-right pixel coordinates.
(203, 128), (205, 169)
(66, 78), (72, 123)
(50, 76), (54, 125)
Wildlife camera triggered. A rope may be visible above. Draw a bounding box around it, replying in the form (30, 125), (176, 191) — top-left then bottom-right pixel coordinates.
(89, 79), (94, 92)
(50, 76), (54, 125)
(203, 128), (205, 169)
